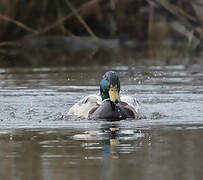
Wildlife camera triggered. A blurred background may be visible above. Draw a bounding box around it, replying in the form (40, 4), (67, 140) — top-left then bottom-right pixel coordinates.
(0, 0), (203, 67)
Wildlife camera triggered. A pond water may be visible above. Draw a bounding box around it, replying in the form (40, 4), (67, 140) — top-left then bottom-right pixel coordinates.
(0, 65), (203, 180)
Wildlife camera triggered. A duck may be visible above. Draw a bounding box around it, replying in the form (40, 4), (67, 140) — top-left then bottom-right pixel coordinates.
(68, 71), (142, 120)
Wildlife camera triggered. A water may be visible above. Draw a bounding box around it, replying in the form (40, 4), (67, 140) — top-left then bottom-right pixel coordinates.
(0, 65), (203, 180)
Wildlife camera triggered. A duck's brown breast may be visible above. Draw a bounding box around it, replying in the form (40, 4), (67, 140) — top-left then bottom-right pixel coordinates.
(88, 100), (135, 120)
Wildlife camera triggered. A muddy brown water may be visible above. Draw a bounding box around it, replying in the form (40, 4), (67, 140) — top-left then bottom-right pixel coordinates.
(0, 65), (203, 180)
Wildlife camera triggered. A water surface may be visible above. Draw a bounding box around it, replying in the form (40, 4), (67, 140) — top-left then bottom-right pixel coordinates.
(0, 65), (203, 180)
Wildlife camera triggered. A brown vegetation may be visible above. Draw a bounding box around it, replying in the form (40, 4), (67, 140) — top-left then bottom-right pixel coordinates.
(0, 0), (202, 66)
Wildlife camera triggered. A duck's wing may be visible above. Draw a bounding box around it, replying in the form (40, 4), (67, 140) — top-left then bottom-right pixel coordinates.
(120, 95), (143, 119)
(67, 95), (101, 118)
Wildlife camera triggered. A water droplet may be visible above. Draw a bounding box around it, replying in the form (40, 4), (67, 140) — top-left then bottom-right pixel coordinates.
(9, 135), (13, 140)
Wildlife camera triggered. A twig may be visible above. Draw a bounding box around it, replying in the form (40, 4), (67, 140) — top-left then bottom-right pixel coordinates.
(65, 0), (98, 40)
(0, 15), (36, 33)
(148, 3), (155, 57)
(0, 41), (21, 47)
(148, 3), (154, 36)
(56, 0), (72, 35)
(155, 0), (197, 25)
(26, 0), (100, 38)
(149, 0), (203, 38)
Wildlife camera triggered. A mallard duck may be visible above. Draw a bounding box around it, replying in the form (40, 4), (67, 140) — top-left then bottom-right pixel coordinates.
(68, 71), (142, 120)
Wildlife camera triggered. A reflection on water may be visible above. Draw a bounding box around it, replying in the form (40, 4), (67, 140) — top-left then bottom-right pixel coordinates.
(0, 65), (203, 179)
(1, 127), (203, 180)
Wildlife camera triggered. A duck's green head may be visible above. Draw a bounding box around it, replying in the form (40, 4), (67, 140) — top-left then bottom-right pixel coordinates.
(100, 71), (120, 103)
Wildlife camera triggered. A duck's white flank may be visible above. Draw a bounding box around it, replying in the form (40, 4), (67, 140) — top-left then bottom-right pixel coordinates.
(68, 94), (141, 119)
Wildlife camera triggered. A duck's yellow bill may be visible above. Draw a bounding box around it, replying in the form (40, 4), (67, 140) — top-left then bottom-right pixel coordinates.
(109, 85), (120, 103)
